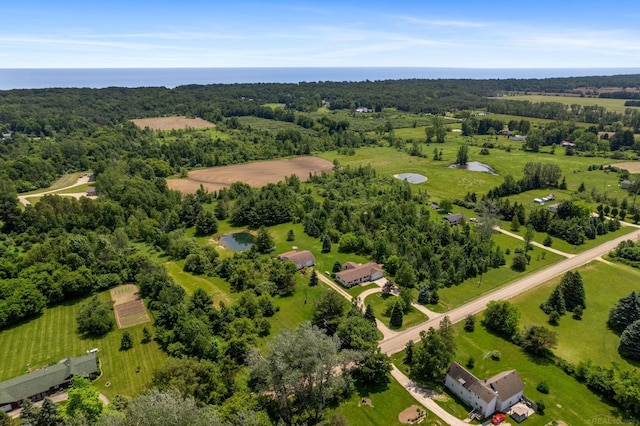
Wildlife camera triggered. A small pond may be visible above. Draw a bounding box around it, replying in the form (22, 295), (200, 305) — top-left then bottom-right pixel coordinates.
(448, 161), (497, 175)
(219, 232), (254, 251)
(394, 173), (428, 184)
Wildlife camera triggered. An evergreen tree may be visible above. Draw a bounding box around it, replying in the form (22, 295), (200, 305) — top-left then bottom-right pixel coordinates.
(560, 271), (586, 311)
(619, 319), (640, 360)
(559, 176), (567, 190)
(546, 285), (567, 315)
(286, 229), (295, 241)
(120, 331), (133, 350)
(214, 198), (228, 220)
(322, 234), (332, 253)
(417, 285), (430, 305)
(332, 260), (342, 273)
(608, 291), (640, 333)
(510, 215), (520, 231)
(364, 304), (376, 323)
(20, 399), (39, 426)
(404, 340), (414, 365)
(309, 269), (318, 287)
(464, 314), (476, 332)
(254, 226), (275, 253)
(36, 397), (60, 426)
(389, 300), (404, 329)
(543, 234), (553, 247)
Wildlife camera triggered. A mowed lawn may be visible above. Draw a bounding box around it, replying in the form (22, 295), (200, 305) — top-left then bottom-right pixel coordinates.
(165, 260), (238, 305)
(326, 378), (432, 426)
(0, 292), (167, 400)
(451, 321), (631, 425)
(364, 292), (427, 331)
(432, 232), (563, 312)
(514, 260), (640, 368)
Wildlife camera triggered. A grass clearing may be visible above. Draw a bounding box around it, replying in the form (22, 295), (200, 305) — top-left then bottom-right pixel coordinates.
(0, 292), (167, 399)
(165, 260), (237, 305)
(514, 260), (640, 368)
(364, 292), (427, 331)
(432, 232), (563, 313)
(327, 378), (431, 426)
(391, 319), (631, 425)
(502, 94), (639, 113)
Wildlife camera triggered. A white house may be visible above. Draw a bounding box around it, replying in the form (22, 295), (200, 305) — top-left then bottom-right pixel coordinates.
(278, 250), (315, 270)
(335, 262), (383, 288)
(444, 362), (524, 418)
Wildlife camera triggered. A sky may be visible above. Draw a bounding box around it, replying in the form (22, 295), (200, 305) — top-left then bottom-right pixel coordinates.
(2, 0), (640, 69)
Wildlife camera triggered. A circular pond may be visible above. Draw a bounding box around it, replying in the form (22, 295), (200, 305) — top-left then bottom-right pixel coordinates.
(448, 161), (497, 175)
(394, 173), (428, 184)
(219, 232), (254, 251)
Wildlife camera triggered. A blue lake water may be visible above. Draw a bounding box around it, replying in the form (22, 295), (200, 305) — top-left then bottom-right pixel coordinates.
(1, 67), (639, 90)
(394, 173), (428, 184)
(219, 232), (254, 251)
(448, 161), (498, 175)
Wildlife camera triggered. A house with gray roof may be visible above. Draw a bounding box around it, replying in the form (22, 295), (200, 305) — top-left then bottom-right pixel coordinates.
(0, 353), (98, 412)
(444, 362), (524, 419)
(442, 213), (464, 226)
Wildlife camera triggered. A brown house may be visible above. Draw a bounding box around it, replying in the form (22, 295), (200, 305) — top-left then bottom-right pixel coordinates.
(335, 262), (383, 288)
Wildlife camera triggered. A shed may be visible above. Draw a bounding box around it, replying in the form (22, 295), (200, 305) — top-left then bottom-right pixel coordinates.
(278, 250), (315, 270)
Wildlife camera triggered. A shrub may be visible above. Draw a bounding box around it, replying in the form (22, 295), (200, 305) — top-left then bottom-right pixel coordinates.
(536, 381), (549, 394)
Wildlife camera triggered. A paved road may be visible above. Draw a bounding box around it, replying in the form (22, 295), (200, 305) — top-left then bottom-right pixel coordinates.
(18, 175), (90, 206)
(379, 226), (640, 355)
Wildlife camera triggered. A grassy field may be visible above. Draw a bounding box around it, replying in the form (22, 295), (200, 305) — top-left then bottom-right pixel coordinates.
(18, 172), (85, 195)
(53, 183), (92, 194)
(432, 232), (563, 312)
(500, 220), (637, 255)
(164, 260), (238, 305)
(513, 260), (640, 368)
(326, 378), (432, 426)
(391, 319), (632, 425)
(0, 292), (167, 400)
(364, 292), (427, 331)
(503, 94), (639, 113)
(317, 141), (632, 202)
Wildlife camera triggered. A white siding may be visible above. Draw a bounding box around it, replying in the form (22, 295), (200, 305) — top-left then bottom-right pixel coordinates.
(444, 375), (496, 418)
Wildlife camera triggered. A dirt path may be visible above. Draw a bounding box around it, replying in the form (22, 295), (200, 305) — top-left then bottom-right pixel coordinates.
(494, 226), (574, 258)
(18, 175), (90, 206)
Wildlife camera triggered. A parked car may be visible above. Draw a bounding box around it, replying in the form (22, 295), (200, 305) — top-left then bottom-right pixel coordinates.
(492, 413), (506, 424)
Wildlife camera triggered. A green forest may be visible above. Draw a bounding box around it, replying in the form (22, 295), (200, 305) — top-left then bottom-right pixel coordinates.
(2, 74), (640, 425)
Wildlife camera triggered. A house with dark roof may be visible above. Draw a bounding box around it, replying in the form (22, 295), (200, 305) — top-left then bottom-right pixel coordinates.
(621, 179), (633, 190)
(0, 353), (98, 412)
(442, 213), (464, 226)
(444, 362), (524, 419)
(335, 262), (383, 288)
(278, 250), (315, 270)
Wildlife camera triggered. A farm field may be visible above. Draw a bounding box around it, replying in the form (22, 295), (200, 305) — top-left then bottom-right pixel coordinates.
(167, 156), (334, 193)
(502, 94), (639, 113)
(110, 284), (151, 329)
(130, 116), (215, 130)
(0, 291), (167, 400)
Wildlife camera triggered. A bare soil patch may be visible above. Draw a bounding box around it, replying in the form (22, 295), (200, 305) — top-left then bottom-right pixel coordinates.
(110, 284), (150, 328)
(167, 156), (334, 194)
(130, 116), (215, 131)
(398, 405), (426, 424)
(613, 162), (640, 174)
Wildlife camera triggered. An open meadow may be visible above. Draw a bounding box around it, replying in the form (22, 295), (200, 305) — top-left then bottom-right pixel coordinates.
(502, 94), (640, 113)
